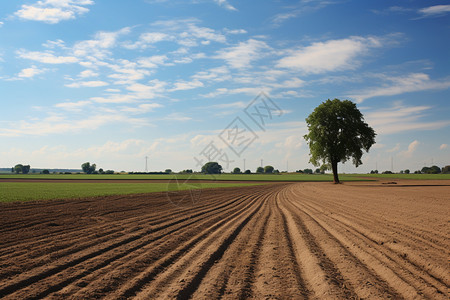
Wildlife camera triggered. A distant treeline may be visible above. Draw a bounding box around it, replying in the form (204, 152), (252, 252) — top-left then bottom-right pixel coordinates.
(0, 168), (82, 173)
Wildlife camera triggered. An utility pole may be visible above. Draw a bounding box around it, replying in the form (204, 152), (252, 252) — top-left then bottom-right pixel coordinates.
(261, 159), (263, 168)
(286, 160), (289, 172)
(391, 156), (393, 172)
(243, 159), (246, 172)
(145, 156), (148, 172)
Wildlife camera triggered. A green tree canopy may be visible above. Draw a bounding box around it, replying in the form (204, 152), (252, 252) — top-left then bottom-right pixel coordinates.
(264, 165), (274, 174)
(232, 167), (241, 174)
(256, 166), (264, 173)
(14, 164), (23, 174)
(81, 162), (97, 174)
(201, 162), (222, 174)
(22, 165), (31, 174)
(304, 99), (376, 183)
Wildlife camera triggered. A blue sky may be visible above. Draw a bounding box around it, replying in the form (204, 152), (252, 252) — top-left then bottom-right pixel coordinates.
(0, 0), (449, 173)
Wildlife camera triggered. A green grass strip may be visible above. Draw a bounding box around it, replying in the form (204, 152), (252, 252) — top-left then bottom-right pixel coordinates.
(346, 173), (450, 180)
(0, 173), (370, 181)
(0, 182), (265, 203)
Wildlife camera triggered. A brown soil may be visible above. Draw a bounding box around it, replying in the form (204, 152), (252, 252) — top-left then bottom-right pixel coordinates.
(0, 181), (448, 299)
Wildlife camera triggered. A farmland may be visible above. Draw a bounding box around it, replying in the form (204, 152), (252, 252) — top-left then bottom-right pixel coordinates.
(0, 181), (264, 203)
(0, 179), (448, 299)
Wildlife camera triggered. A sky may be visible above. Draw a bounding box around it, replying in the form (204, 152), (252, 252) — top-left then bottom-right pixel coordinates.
(0, 0), (449, 173)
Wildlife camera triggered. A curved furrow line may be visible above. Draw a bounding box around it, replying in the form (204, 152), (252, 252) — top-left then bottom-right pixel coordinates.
(249, 190), (309, 299)
(289, 185), (449, 250)
(190, 189), (274, 300)
(287, 188), (449, 299)
(131, 187), (271, 299)
(52, 189), (268, 299)
(296, 194), (450, 291)
(289, 185), (450, 290)
(276, 188), (359, 299)
(0, 189), (255, 279)
(300, 195), (449, 256)
(0, 188), (240, 250)
(282, 187), (407, 299)
(0, 188), (268, 299)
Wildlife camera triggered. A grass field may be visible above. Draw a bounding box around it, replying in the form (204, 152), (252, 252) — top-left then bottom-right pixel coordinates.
(346, 173), (450, 180)
(0, 182), (265, 203)
(1, 173), (448, 203)
(0, 173), (374, 181)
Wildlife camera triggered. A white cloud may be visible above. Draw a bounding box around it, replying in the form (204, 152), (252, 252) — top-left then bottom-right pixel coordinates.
(55, 100), (91, 111)
(399, 140), (419, 158)
(105, 60), (151, 84)
(15, 0), (94, 24)
(163, 113), (192, 121)
(137, 55), (169, 68)
(187, 23), (226, 43)
(121, 103), (163, 113)
(170, 79), (204, 91)
(126, 79), (167, 98)
(17, 49), (78, 64)
(78, 70), (99, 78)
(0, 113), (150, 137)
(276, 36), (382, 74)
(364, 103), (450, 135)
(43, 39), (66, 49)
(123, 32), (170, 50)
(192, 66), (230, 82)
(0, 22), (3, 27)
(214, 0), (237, 11)
(272, 1), (335, 26)
(211, 101), (246, 109)
(349, 73), (450, 102)
(17, 65), (46, 78)
(73, 27), (131, 59)
(224, 28), (247, 34)
(440, 144), (448, 150)
(65, 80), (109, 88)
(215, 39), (271, 69)
(418, 5), (450, 18)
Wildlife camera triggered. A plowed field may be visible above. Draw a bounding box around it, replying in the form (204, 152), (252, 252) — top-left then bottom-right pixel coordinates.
(0, 181), (449, 299)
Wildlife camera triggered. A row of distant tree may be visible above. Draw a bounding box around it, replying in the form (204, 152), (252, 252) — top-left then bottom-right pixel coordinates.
(370, 165), (450, 175)
(10, 162), (449, 175)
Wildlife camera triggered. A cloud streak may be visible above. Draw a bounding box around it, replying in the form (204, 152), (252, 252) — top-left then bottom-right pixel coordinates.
(14, 0), (94, 24)
(349, 73), (450, 102)
(276, 36), (382, 74)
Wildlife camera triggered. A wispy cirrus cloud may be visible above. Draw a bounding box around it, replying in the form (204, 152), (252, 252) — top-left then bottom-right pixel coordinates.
(65, 80), (109, 88)
(14, 0), (94, 24)
(214, 0), (237, 11)
(0, 113), (150, 137)
(272, 0), (335, 26)
(215, 39), (271, 69)
(17, 65), (47, 78)
(363, 103), (450, 135)
(348, 73), (450, 103)
(418, 5), (450, 18)
(17, 49), (78, 64)
(276, 36), (383, 74)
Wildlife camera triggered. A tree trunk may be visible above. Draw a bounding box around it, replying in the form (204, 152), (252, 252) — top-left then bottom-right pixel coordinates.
(331, 160), (340, 184)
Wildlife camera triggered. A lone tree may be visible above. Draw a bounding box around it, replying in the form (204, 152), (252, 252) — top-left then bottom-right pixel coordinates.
(304, 99), (376, 184)
(201, 162), (222, 174)
(81, 162), (97, 174)
(264, 165), (274, 174)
